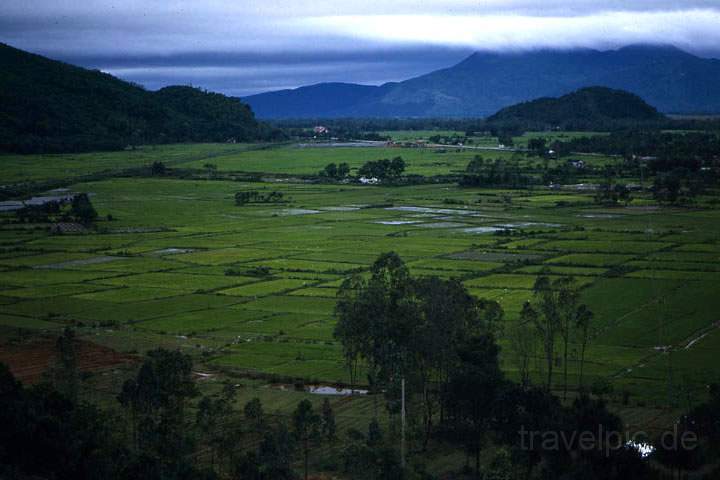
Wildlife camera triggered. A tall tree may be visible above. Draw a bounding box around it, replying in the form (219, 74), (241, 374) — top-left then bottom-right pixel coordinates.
(556, 276), (579, 401)
(195, 384), (237, 471)
(575, 304), (594, 388)
(118, 348), (198, 475)
(320, 398), (336, 441)
(529, 275), (561, 390)
(47, 327), (80, 403)
(444, 333), (505, 478)
(258, 423), (296, 480)
(508, 312), (538, 389)
(337, 162), (350, 177)
(292, 399), (320, 480)
(70, 193), (98, 225)
(244, 397), (266, 432)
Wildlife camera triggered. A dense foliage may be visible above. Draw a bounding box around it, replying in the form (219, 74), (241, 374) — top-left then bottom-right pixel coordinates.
(319, 162), (350, 179)
(357, 157), (406, 179)
(0, 43), (280, 153)
(486, 87), (665, 131)
(459, 155), (533, 188)
(557, 130), (720, 170)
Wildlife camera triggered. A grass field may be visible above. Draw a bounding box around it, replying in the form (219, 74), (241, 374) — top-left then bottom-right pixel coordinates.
(2, 141), (719, 417)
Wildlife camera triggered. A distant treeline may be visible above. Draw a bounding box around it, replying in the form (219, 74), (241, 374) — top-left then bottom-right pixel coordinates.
(555, 131), (720, 171)
(273, 117), (720, 140)
(272, 118), (499, 141)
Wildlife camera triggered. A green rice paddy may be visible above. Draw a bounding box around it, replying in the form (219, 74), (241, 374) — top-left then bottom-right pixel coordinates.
(1, 140), (719, 410)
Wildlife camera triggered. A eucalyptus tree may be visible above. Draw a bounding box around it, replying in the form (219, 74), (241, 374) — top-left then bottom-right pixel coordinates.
(556, 276), (579, 400)
(292, 399), (320, 480)
(444, 333), (505, 478)
(529, 275), (560, 390)
(509, 307), (539, 389)
(528, 274), (593, 396)
(47, 327), (79, 403)
(320, 398), (336, 441)
(575, 304), (594, 388)
(118, 348), (198, 473)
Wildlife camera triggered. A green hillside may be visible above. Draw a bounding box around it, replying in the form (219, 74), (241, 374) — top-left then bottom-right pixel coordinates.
(486, 86), (666, 130)
(0, 43), (271, 153)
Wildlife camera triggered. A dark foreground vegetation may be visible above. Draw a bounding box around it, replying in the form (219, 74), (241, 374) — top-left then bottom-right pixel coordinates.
(1, 254), (719, 480)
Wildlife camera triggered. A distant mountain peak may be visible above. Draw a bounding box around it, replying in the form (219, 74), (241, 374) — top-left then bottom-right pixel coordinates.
(242, 44), (720, 118)
(616, 43), (685, 53)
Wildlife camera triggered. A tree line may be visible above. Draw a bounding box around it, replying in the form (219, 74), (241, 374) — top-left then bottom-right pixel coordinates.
(318, 157), (406, 181)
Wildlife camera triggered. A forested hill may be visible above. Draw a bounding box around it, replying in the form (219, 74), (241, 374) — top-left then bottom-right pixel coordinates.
(486, 87), (666, 130)
(0, 43), (273, 154)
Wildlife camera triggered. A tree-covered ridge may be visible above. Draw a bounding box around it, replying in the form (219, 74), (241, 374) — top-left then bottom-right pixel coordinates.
(486, 87), (666, 130)
(0, 43), (276, 154)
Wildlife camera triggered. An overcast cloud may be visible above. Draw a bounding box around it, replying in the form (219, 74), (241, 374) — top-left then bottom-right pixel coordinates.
(2, 1), (719, 96)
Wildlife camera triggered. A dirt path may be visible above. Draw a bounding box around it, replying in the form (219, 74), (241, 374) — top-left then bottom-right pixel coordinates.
(0, 337), (135, 384)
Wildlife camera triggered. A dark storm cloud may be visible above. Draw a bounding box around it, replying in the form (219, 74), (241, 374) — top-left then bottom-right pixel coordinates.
(1, 1), (719, 96)
(88, 48), (474, 97)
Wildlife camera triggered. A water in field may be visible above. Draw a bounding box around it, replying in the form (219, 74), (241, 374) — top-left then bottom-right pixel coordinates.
(152, 248), (195, 256)
(296, 141), (387, 148)
(37, 255), (120, 269)
(386, 206), (478, 216)
(0, 201), (24, 212)
(374, 220), (423, 225)
(417, 222), (468, 229)
(276, 208), (321, 216)
(0, 193), (77, 211)
(319, 206), (361, 211)
(463, 226), (503, 234)
(579, 213), (621, 219)
(495, 222), (561, 228)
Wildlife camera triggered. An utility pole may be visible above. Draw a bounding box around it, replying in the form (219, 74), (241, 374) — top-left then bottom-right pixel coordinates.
(401, 377), (406, 469)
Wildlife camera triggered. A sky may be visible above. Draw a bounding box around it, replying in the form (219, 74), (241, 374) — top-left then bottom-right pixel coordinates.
(2, 1), (720, 97)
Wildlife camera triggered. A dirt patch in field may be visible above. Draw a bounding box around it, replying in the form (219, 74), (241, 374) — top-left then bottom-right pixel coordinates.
(0, 337), (136, 384)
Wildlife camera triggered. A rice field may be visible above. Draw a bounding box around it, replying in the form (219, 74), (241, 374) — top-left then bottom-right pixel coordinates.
(1, 141), (719, 412)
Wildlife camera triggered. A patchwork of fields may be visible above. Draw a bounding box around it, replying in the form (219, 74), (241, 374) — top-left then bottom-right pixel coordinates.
(1, 141), (719, 408)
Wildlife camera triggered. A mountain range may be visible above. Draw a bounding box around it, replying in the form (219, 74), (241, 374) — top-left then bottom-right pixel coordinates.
(244, 45), (720, 118)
